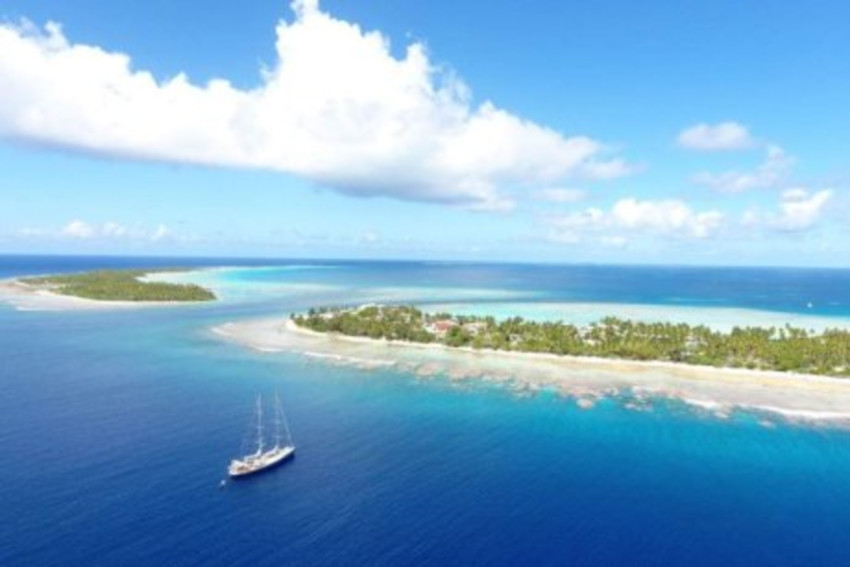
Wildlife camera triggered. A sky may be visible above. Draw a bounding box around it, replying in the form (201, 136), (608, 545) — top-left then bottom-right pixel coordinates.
(0, 0), (848, 266)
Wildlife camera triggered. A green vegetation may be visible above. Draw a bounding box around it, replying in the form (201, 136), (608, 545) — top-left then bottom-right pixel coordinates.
(293, 304), (850, 378)
(23, 269), (215, 302)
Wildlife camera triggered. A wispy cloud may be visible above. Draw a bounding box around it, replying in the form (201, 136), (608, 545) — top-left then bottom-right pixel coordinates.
(357, 230), (382, 245)
(534, 188), (587, 203)
(677, 121), (755, 151)
(0, 0), (632, 211)
(18, 220), (173, 242)
(692, 145), (793, 193)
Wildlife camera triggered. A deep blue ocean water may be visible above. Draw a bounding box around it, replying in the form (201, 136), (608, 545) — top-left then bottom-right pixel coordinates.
(4, 256), (850, 565)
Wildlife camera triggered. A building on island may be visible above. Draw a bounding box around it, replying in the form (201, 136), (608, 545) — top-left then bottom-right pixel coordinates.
(426, 319), (458, 337)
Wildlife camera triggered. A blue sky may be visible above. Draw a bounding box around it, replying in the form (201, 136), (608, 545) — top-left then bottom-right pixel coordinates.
(0, 0), (848, 265)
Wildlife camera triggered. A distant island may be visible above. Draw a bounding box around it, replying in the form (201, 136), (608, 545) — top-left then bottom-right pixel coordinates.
(21, 269), (216, 302)
(293, 304), (850, 378)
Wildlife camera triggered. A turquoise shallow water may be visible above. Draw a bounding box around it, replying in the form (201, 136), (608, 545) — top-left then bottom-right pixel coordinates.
(4, 257), (850, 565)
(424, 300), (850, 332)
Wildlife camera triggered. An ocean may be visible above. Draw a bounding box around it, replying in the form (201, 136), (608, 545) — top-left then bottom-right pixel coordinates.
(3, 256), (850, 565)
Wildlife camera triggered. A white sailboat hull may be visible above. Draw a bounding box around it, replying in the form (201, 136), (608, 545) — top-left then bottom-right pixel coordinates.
(228, 445), (296, 478)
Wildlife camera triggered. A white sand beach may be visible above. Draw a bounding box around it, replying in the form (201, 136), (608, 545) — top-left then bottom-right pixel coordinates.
(214, 316), (850, 423)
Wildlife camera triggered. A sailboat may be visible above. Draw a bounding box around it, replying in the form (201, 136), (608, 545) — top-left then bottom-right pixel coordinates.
(228, 393), (296, 478)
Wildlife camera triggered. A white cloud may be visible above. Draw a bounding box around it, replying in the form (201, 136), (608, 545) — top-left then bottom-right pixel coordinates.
(773, 188), (832, 231)
(102, 221), (128, 238)
(16, 227), (50, 238)
(693, 145), (793, 193)
(358, 230), (381, 245)
(611, 199), (724, 238)
(21, 220), (172, 242)
(740, 188), (832, 232)
(534, 187), (586, 203)
(62, 220), (95, 239)
(0, 1), (631, 210)
(547, 198), (724, 243)
(678, 121), (755, 151)
(578, 159), (637, 179)
(546, 207), (605, 243)
(150, 224), (170, 241)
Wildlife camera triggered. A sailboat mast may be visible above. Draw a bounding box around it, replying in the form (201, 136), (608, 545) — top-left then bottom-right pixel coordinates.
(274, 393), (282, 449)
(256, 394), (264, 455)
(279, 395), (294, 447)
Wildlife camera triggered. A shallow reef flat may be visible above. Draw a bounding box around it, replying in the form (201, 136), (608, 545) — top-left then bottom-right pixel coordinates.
(215, 317), (850, 425)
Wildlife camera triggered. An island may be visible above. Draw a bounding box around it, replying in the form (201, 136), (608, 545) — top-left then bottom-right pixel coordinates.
(0, 269), (215, 309)
(293, 304), (850, 378)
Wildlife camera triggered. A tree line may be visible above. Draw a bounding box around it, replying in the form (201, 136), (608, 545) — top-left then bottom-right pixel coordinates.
(25, 269), (216, 302)
(293, 305), (850, 377)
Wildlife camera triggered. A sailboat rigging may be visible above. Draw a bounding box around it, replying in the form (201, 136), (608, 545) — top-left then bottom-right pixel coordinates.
(228, 393), (295, 478)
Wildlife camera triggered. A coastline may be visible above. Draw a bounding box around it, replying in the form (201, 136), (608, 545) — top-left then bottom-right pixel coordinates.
(214, 316), (850, 423)
(0, 277), (210, 311)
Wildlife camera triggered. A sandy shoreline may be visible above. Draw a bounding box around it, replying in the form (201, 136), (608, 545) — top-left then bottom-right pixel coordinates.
(0, 277), (207, 311)
(213, 317), (850, 424)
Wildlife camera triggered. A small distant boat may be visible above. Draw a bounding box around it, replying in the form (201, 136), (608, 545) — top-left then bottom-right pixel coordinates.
(228, 393), (295, 478)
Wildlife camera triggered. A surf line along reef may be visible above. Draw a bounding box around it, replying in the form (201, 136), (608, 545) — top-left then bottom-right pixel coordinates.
(292, 305), (850, 379)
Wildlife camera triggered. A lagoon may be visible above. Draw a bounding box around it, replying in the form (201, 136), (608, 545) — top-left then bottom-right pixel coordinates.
(4, 257), (850, 565)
